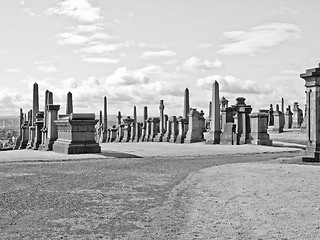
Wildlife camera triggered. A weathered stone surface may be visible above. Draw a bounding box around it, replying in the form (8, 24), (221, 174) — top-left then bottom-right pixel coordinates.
(273, 105), (284, 133)
(184, 109), (204, 143)
(232, 97), (252, 144)
(284, 106), (293, 129)
(220, 123), (237, 145)
(53, 113), (101, 154)
(292, 102), (303, 128)
(169, 116), (178, 143)
(176, 117), (187, 144)
(43, 104), (60, 151)
(300, 64), (320, 161)
(250, 112), (272, 146)
(154, 100), (165, 142)
(32, 112), (44, 150)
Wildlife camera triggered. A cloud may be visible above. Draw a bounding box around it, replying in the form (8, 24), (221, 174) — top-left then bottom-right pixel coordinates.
(196, 75), (272, 94)
(270, 7), (299, 15)
(182, 57), (224, 71)
(141, 50), (176, 59)
(62, 78), (78, 89)
(78, 41), (131, 54)
(45, 0), (103, 23)
(81, 56), (119, 63)
(197, 43), (214, 48)
(20, 8), (40, 18)
(6, 68), (20, 73)
(218, 23), (301, 56)
(37, 65), (59, 72)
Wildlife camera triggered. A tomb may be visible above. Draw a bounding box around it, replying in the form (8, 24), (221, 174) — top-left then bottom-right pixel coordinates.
(53, 113), (101, 154)
(250, 112), (272, 146)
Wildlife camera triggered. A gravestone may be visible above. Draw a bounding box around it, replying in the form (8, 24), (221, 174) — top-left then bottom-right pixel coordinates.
(292, 102), (303, 128)
(154, 100), (165, 142)
(53, 113), (101, 154)
(169, 116), (178, 143)
(184, 108), (204, 143)
(176, 117), (187, 143)
(284, 106), (293, 129)
(273, 104), (284, 133)
(220, 123), (237, 145)
(268, 104), (274, 126)
(32, 112), (44, 150)
(232, 97), (252, 144)
(250, 112), (272, 146)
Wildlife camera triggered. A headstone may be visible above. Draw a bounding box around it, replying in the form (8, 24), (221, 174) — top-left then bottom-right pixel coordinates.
(220, 123), (237, 145)
(284, 106), (293, 129)
(133, 122), (142, 142)
(32, 112), (44, 150)
(110, 125), (117, 142)
(184, 108), (204, 143)
(163, 115), (171, 142)
(273, 104), (284, 133)
(300, 65), (320, 161)
(149, 117), (160, 142)
(250, 112), (272, 146)
(206, 81), (221, 144)
(122, 116), (133, 142)
(169, 116), (178, 143)
(268, 104), (274, 126)
(176, 117), (187, 143)
(146, 118), (152, 142)
(18, 120), (29, 149)
(292, 102), (303, 128)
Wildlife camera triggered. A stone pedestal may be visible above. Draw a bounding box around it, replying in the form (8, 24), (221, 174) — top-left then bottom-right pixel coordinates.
(53, 113), (101, 154)
(268, 104), (274, 126)
(26, 126), (36, 149)
(133, 122), (142, 142)
(42, 104), (60, 151)
(169, 116), (178, 143)
(220, 123), (237, 145)
(121, 117), (134, 142)
(110, 125), (117, 142)
(176, 117), (187, 143)
(232, 97), (252, 144)
(292, 102), (303, 128)
(184, 109), (204, 143)
(32, 112), (44, 150)
(300, 65), (320, 162)
(284, 107), (293, 129)
(115, 124), (124, 143)
(154, 100), (165, 142)
(148, 118), (160, 142)
(273, 107), (284, 133)
(163, 117), (171, 142)
(19, 122), (30, 149)
(250, 113), (272, 146)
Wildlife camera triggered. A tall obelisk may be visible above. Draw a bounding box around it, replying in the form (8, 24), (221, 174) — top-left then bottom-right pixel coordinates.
(206, 81), (220, 144)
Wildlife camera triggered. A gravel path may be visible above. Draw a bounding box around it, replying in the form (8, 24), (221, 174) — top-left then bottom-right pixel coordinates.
(0, 151), (303, 239)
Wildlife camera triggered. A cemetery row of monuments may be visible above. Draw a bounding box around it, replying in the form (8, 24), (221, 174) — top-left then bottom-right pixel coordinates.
(13, 64), (319, 162)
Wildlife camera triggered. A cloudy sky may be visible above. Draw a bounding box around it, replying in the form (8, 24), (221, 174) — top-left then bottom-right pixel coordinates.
(0, 0), (318, 117)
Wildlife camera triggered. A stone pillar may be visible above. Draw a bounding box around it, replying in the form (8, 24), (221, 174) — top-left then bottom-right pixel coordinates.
(176, 117), (187, 143)
(133, 122), (142, 142)
(32, 112), (44, 150)
(169, 116), (178, 143)
(146, 118), (152, 142)
(273, 104), (283, 133)
(232, 97), (252, 144)
(130, 106), (137, 142)
(139, 106), (148, 142)
(281, 98), (284, 115)
(122, 116), (133, 142)
(155, 100), (165, 142)
(116, 124), (125, 143)
(268, 104), (274, 126)
(206, 81), (220, 144)
(102, 96), (108, 142)
(292, 102), (303, 128)
(300, 65), (320, 161)
(184, 108), (203, 143)
(110, 125), (117, 142)
(66, 91), (73, 114)
(284, 106), (293, 129)
(183, 88), (190, 119)
(41, 90), (49, 148)
(163, 116), (171, 142)
(32, 82), (39, 126)
(14, 109), (24, 149)
(45, 104), (60, 150)
(250, 113), (272, 146)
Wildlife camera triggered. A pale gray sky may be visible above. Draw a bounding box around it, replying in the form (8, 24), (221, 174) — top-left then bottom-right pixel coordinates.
(0, 0), (318, 116)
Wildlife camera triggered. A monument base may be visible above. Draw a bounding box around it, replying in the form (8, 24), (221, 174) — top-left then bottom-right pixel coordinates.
(302, 152), (320, 162)
(205, 130), (220, 144)
(53, 140), (101, 154)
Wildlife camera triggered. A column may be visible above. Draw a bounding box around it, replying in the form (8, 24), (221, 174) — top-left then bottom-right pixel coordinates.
(206, 81), (220, 144)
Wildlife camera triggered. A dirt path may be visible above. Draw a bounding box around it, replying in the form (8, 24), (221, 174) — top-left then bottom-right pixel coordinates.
(0, 151), (302, 239)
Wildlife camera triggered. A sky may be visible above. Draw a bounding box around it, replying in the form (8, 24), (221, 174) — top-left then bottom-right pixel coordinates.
(0, 0), (319, 117)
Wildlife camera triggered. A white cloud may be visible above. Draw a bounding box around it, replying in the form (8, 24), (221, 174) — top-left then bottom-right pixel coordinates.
(141, 50), (176, 59)
(62, 78), (78, 89)
(78, 41), (130, 54)
(196, 75), (272, 94)
(197, 43), (214, 48)
(218, 23), (301, 56)
(56, 30), (114, 46)
(6, 68), (20, 73)
(182, 57), (223, 71)
(37, 65), (58, 72)
(45, 0), (103, 23)
(81, 57), (119, 64)
(20, 8), (40, 18)
(270, 7), (299, 15)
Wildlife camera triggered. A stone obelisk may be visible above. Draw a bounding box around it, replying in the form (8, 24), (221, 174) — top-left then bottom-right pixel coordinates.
(206, 81), (220, 144)
(102, 96), (108, 142)
(32, 82), (39, 125)
(66, 92), (73, 114)
(130, 106), (137, 142)
(183, 88), (190, 119)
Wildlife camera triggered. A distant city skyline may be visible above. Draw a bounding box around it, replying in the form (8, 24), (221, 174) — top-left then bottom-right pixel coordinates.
(0, 0), (319, 117)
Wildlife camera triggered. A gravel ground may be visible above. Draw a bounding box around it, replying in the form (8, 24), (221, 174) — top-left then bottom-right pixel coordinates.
(0, 150), (303, 239)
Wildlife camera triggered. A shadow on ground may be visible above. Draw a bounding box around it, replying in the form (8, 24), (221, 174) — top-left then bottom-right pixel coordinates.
(99, 150), (143, 158)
